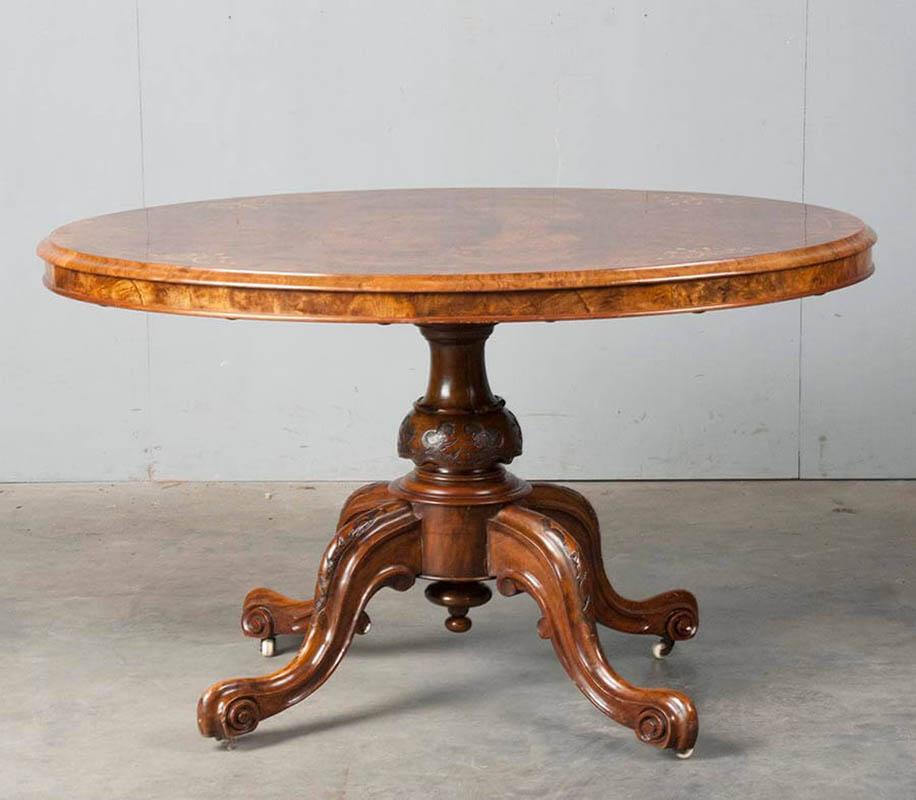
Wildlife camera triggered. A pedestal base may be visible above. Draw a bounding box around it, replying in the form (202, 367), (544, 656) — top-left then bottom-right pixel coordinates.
(197, 325), (699, 756)
(198, 480), (698, 755)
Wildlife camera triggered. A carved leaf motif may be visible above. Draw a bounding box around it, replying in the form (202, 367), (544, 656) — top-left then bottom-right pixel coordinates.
(507, 412), (523, 450)
(397, 417), (415, 456)
(314, 509), (383, 616)
(421, 422), (456, 450)
(543, 518), (591, 616)
(467, 423), (505, 452)
(412, 420), (510, 466)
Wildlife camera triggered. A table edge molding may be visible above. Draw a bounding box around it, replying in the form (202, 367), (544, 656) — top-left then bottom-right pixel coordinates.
(37, 226), (876, 295)
(42, 248), (874, 324)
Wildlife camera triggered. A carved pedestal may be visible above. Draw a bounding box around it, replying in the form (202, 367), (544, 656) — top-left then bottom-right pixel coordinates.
(198, 324), (699, 756)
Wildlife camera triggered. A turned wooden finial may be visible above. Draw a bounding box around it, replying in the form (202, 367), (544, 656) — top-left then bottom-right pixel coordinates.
(424, 580), (492, 632)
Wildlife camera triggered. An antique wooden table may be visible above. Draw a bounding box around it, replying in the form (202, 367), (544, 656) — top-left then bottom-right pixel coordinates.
(39, 188), (875, 757)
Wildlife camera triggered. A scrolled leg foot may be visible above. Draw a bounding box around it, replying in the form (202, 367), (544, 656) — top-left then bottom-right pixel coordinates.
(488, 504), (698, 754)
(238, 480), (394, 650)
(199, 500), (421, 740)
(241, 588), (372, 648)
(524, 483), (699, 649)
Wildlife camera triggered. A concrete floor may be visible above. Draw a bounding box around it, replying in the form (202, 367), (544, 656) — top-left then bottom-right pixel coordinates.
(1, 481), (914, 799)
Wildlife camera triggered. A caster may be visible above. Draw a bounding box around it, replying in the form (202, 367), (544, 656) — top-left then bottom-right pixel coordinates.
(259, 637), (276, 657)
(675, 748), (694, 760)
(356, 610), (372, 635)
(651, 637), (675, 659)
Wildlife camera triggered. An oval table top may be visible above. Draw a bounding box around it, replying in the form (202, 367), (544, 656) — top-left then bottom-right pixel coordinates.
(39, 188), (875, 323)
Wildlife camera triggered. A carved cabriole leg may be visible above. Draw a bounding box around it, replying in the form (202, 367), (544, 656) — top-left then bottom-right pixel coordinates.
(523, 483), (698, 654)
(240, 482), (391, 646)
(487, 504), (698, 755)
(199, 498), (421, 740)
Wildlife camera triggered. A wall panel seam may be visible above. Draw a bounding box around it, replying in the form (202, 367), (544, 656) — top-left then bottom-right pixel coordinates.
(134, 0), (153, 480)
(796, 0), (811, 479)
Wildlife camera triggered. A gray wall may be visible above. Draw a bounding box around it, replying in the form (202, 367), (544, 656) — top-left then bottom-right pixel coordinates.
(2, 1), (913, 482)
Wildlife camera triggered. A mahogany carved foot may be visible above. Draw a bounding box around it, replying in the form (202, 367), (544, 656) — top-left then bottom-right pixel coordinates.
(198, 496), (421, 740)
(524, 483), (698, 657)
(488, 504), (698, 756)
(238, 482), (391, 655)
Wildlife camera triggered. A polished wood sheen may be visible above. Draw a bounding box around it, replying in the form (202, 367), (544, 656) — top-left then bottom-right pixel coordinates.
(39, 188), (874, 323)
(39, 189), (875, 758)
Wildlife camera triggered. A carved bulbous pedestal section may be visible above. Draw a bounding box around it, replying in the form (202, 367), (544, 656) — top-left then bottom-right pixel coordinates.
(397, 403), (522, 473)
(197, 323), (699, 757)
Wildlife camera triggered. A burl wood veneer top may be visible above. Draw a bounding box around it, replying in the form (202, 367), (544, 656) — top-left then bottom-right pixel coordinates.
(39, 188), (875, 323)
